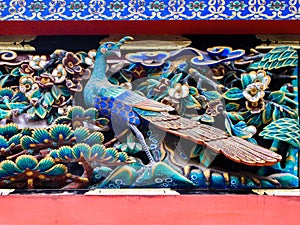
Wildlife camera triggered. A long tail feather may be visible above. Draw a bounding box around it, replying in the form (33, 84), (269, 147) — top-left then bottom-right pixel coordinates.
(142, 113), (282, 166)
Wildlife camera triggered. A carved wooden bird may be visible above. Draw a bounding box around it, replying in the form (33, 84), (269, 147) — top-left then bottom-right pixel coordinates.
(83, 36), (282, 166)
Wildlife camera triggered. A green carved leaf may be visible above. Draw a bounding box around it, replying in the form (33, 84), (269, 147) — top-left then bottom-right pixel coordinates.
(0, 75), (10, 87)
(0, 108), (10, 119)
(43, 164), (67, 176)
(272, 107), (282, 121)
(43, 92), (55, 107)
(34, 157), (55, 172)
(84, 108), (98, 120)
(74, 127), (90, 142)
(47, 115), (54, 124)
(137, 79), (159, 93)
(29, 90), (42, 99)
(32, 128), (51, 143)
(50, 124), (72, 141)
(203, 91), (222, 101)
(227, 112), (244, 121)
(76, 51), (88, 63)
(146, 79), (160, 86)
(247, 113), (262, 127)
(189, 86), (198, 95)
(241, 73), (253, 89)
(268, 91), (285, 104)
(232, 126), (254, 139)
(7, 103), (27, 110)
(170, 73), (183, 85)
(108, 77), (119, 85)
(262, 102), (273, 124)
(51, 85), (62, 101)
(226, 102), (240, 111)
(59, 85), (71, 97)
(34, 105), (47, 119)
(247, 62), (260, 70)
(84, 132), (105, 145)
(27, 106), (35, 117)
(222, 87), (244, 100)
(184, 95), (201, 109)
(16, 155), (38, 171)
(10, 67), (21, 76)
(58, 146), (76, 160)
(231, 121), (256, 139)
(0, 160), (21, 175)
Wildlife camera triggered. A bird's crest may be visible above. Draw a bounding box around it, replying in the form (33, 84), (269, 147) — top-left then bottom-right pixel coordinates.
(116, 36), (134, 47)
(98, 36), (134, 56)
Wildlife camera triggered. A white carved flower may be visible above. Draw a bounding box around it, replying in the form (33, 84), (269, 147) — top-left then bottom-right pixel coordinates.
(52, 64), (67, 83)
(29, 55), (48, 70)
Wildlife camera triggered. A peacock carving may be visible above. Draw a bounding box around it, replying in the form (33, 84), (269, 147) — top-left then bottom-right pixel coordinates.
(83, 36), (282, 167)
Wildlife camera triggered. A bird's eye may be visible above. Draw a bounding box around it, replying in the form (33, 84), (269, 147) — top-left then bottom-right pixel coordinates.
(107, 44), (112, 48)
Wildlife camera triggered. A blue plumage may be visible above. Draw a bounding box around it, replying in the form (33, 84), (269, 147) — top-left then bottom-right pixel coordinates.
(94, 96), (140, 126)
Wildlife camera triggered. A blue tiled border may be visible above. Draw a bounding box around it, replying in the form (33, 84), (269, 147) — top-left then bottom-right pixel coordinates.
(0, 0), (299, 21)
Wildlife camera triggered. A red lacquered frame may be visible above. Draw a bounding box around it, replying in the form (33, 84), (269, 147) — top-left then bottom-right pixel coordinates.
(1, 195), (300, 225)
(0, 20), (299, 225)
(0, 20), (299, 35)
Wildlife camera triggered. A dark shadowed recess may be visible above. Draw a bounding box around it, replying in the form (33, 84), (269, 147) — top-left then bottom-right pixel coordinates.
(28, 35), (261, 54)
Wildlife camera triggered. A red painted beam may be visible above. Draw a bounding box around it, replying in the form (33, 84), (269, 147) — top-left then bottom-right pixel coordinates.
(0, 20), (299, 35)
(0, 195), (299, 225)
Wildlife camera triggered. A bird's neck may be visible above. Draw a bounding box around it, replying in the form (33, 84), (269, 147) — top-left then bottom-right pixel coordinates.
(84, 51), (111, 107)
(90, 52), (109, 83)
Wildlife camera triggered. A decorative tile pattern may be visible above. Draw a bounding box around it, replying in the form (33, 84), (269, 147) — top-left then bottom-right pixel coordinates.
(0, 0), (298, 21)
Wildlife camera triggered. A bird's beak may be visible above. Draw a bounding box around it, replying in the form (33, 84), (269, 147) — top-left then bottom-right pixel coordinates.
(112, 48), (121, 58)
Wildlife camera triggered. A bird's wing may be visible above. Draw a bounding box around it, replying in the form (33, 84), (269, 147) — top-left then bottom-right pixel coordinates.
(142, 113), (282, 166)
(105, 86), (174, 112)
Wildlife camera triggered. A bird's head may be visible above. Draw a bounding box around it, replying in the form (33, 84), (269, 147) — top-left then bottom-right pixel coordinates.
(97, 36), (134, 57)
